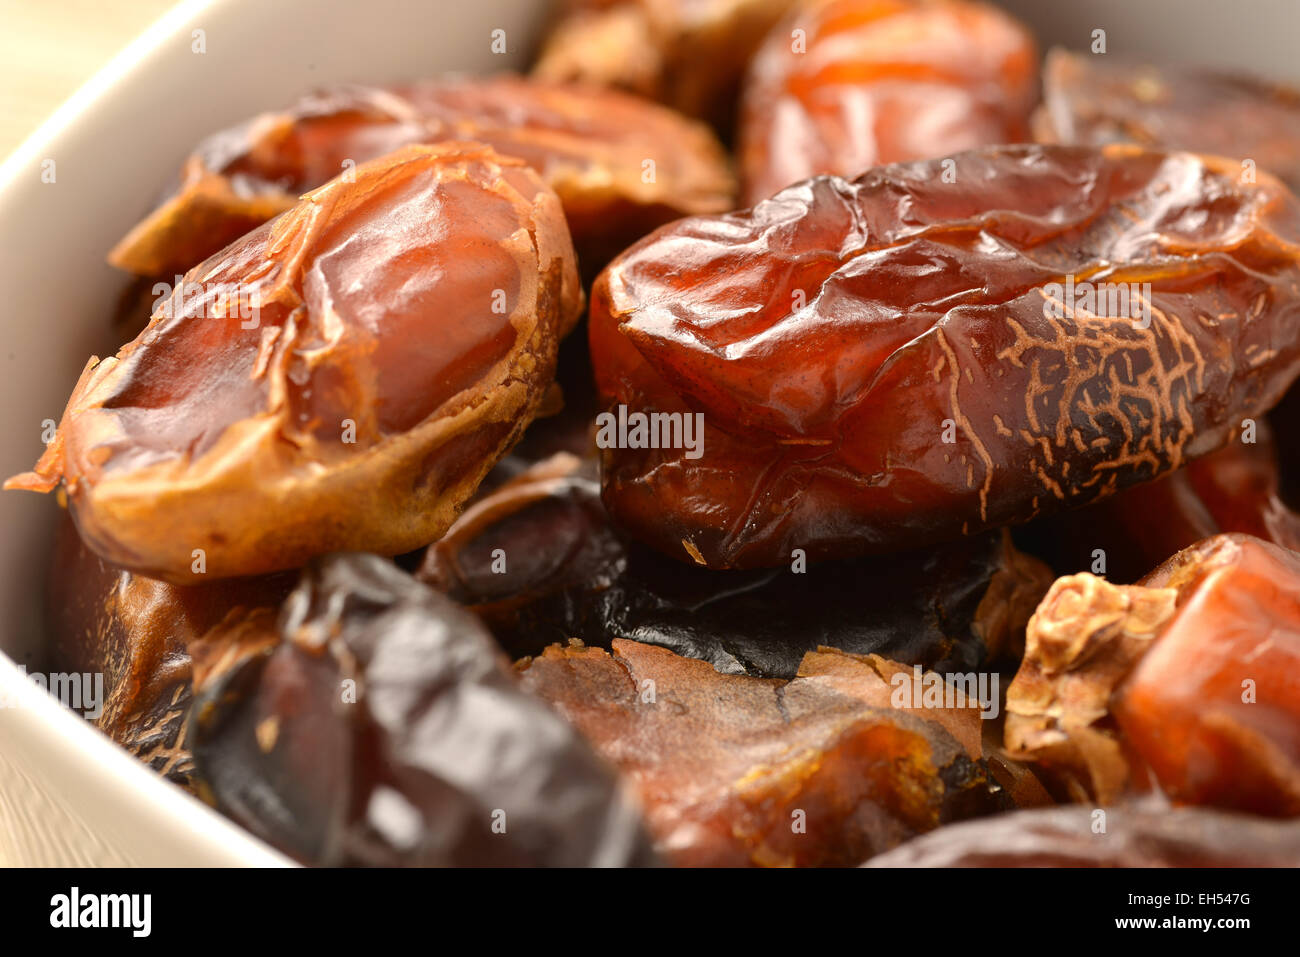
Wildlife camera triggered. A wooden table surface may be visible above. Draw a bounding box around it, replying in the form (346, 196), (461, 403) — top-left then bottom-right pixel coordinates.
(0, 0), (177, 160)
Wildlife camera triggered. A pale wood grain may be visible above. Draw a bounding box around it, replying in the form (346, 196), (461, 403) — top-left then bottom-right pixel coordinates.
(0, 0), (177, 160)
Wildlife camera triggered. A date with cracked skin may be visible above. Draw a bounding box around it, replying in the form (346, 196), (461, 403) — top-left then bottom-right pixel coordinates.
(8, 144), (583, 583)
(420, 453), (1051, 675)
(1006, 534), (1300, 816)
(47, 514), (293, 787)
(519, 639), (1005, 866)
(108, 75), (734, 278)
(1035, 48), (1300, 192)
(590, 144), (1300, 569)
(187, 553), (656, 867)
(738, 0), (1038, 205)
(865, 803), (1300, 867)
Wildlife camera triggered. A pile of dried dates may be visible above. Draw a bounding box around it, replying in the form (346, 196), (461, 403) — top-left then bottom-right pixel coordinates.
(11, 0), (1300, 867)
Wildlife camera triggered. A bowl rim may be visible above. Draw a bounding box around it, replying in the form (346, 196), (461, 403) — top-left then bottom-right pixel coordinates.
(0, 0), (293, 868)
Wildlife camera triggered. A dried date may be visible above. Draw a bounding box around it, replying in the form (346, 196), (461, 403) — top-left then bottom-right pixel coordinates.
(187, 553), (656, 866)
(8, 144), (582, 582)
(531, 0), (796, 130)
(738, 0), (1038, 204)
(419, 453), (1051, 675)
(590, 144), (1300, 569)
(1035, 47), (1300, 192)
(1006, 534), (1300, 816)
(108, 76), (734, 277)
(47, 514), (292, 786)
(519, 638), (1005, 866)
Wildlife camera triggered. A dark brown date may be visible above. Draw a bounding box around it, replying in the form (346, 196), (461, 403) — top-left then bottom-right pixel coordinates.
(109, 75), (734, 277)
(47, 514), (292, 787)
(419, 453), (1051, 675)
(187, 553), (657, 867)
(1035, 48), (1300, 192)
(738, 0), (1038, 204)
(9, 144), (582, 583)
(590, 145), (1300, 569)
(519, 638), (1005, 866)
(866, 803), (1300, 867)
(1006, 534), (1300, 816)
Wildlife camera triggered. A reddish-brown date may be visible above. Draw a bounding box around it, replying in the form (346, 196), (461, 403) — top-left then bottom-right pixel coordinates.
(1015, 420), (1300, 583)
(866, 803), (1300, 867)
(108, 75), (734, 277)
(519, 638), (1005, 866)
(1006, 534), (1300, 816)
(9, 144), (582, 582)
(590, 145), (1300, 570)
(532, 0), (796, 130)
(1035, 48), (1300, 193)
(738, 0), (1038, 204)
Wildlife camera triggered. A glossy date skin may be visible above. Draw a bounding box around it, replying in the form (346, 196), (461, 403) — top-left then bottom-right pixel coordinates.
(1035, 48), (1300, 193)
(590, 145), (1300, 569)
(1006, 535), (1300, 816)
(9, 145), (583, 583)
(421, 453), (1050, 675)
(520, 639), (1005, 866)
(738, 0), (1038, 204)
(108, 75), (734, 277)
(1014, 420), (1300, 583)
(532, 0), (796, 130)
(865, 803), (1300, 867)
(47, 514), (292, 786)
(187, 553), (657, 867)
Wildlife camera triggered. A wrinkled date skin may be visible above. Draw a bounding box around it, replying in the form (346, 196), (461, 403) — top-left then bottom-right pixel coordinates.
(590, 145), (1300, 570)
(1035, 48), (1300, 193)
(47, 514), (293, 787)
(421, 453), (1050, 675)
(865, 803), (1300, 867)
(532, 0), (796, 130)
(187, 553), (657, 867)
(1007, 534), (1300, 816)
(108, 75), (734, 277)
(9, 144), (583, 583)
(519, 639), (1004, 866)
(1015, 420), (1300, 583)
(738, 0), (1038, 204)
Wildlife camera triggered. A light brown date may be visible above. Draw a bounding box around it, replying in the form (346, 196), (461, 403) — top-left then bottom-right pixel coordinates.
(109, 76), (734, 277)
(9, 144), (582, 582)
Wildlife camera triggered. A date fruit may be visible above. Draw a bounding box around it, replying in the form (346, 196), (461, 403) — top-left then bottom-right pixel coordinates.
(1035, 47), (1300, 192)
(532, 0), (796, 130)
(108, 76), (734, 277)
(8, 144), (582, 583)
(590, 144), (1300, 569)
(519, 638), (1004, 866)
(738, 0), (1038, 204)
(187, 552), (656, 867)
(866, 803), (1300, 867)
(1006, 534), (1300, 816)
(421, 453), (1050, 675)
(47, 514), (292, 786)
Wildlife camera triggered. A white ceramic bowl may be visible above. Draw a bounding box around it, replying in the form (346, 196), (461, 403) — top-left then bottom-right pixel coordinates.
(1, 0), (1296, 866)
